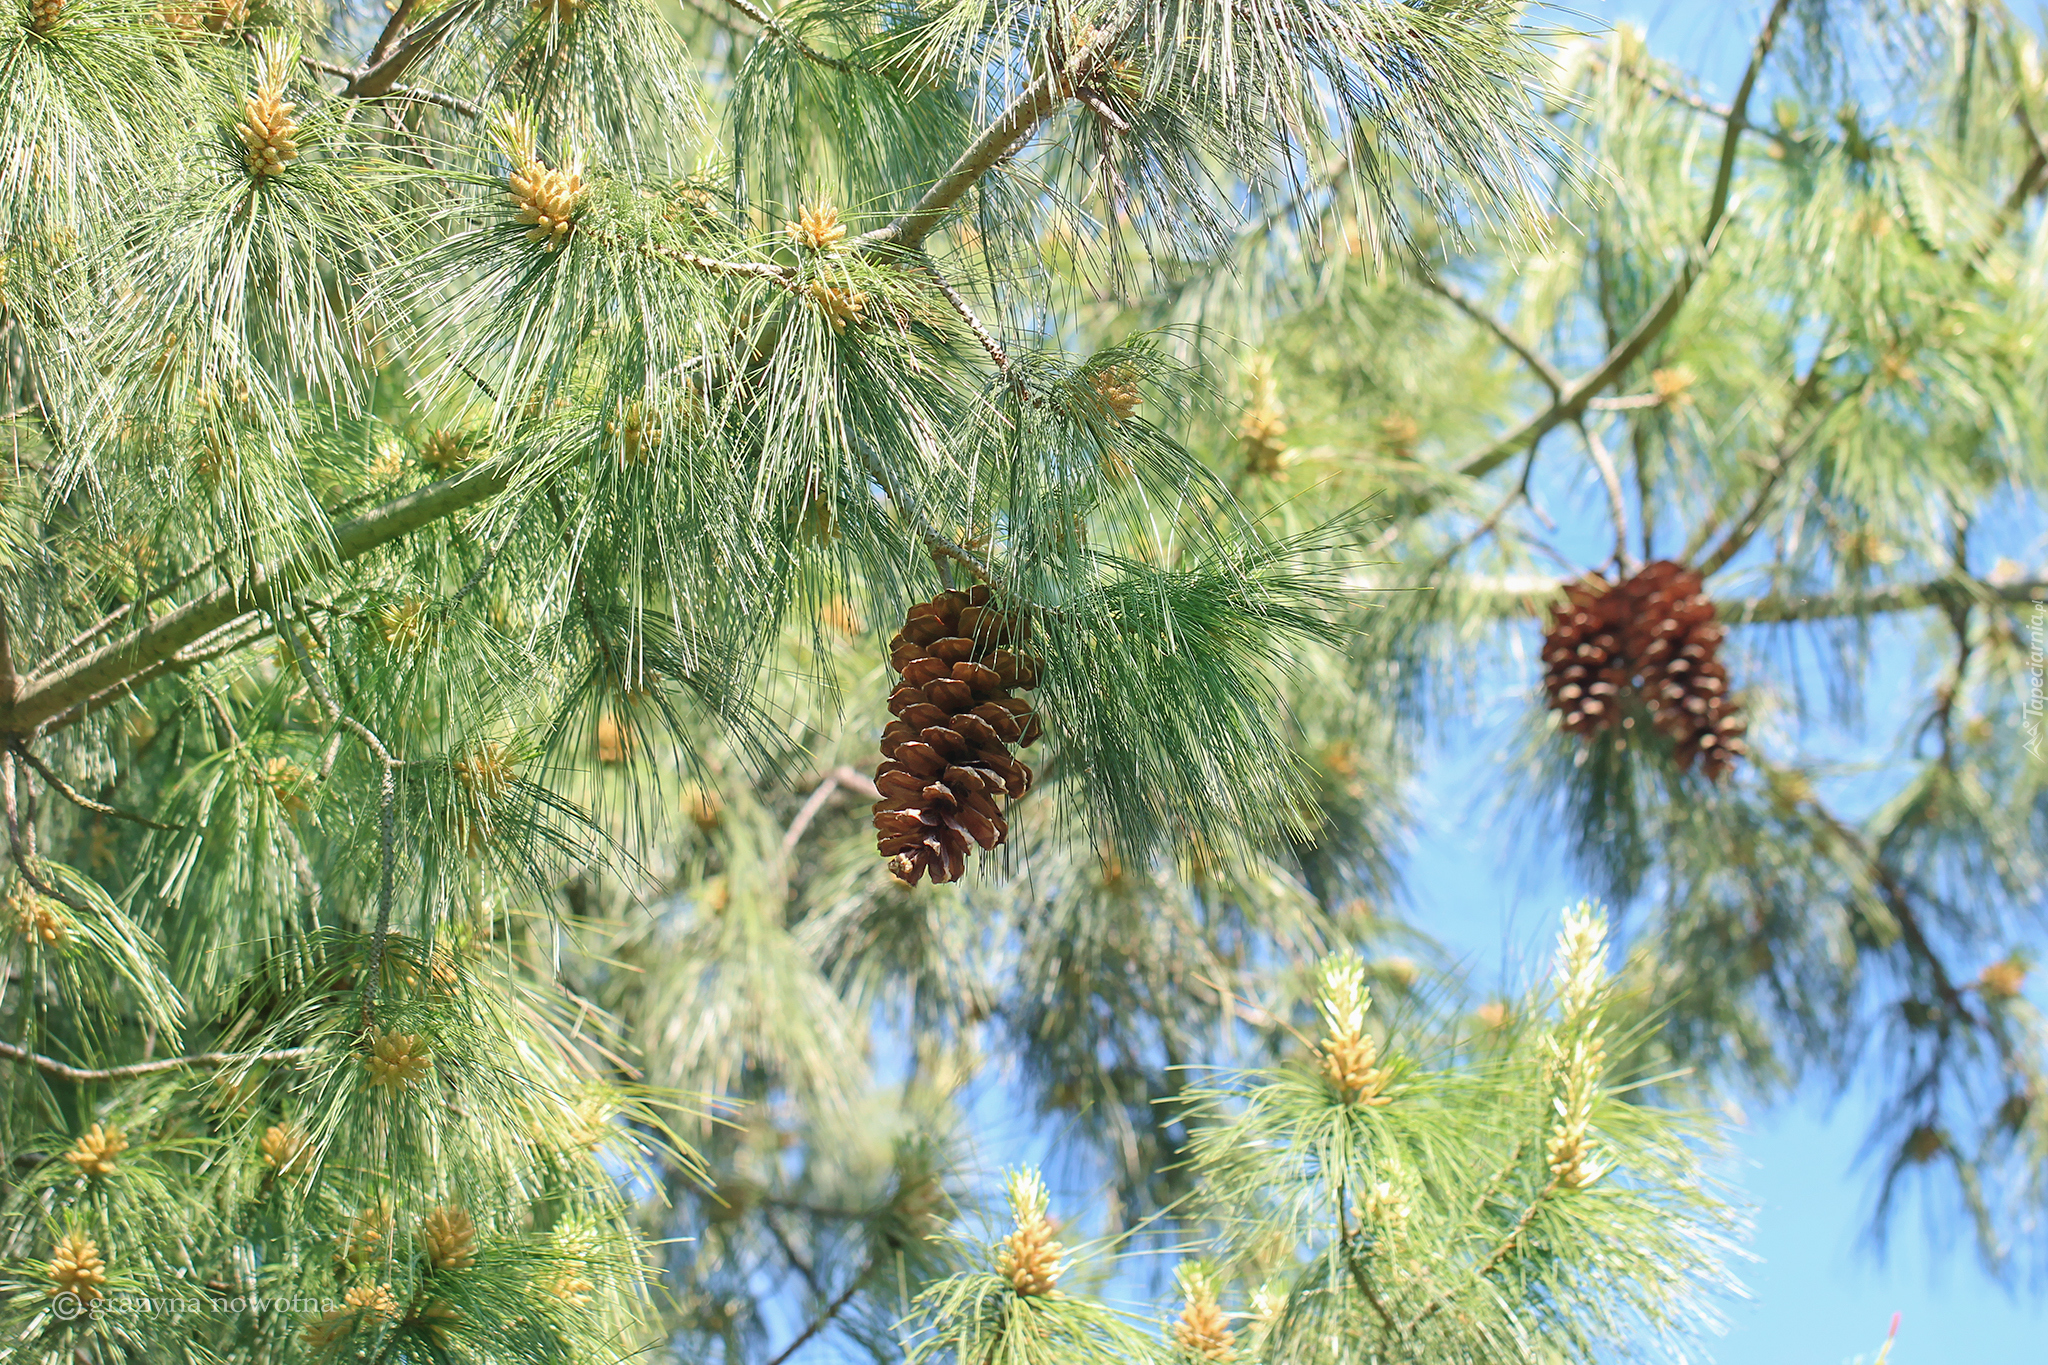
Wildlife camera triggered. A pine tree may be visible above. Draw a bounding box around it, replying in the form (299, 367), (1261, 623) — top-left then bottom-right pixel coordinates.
(0, 0), (2038, 1360)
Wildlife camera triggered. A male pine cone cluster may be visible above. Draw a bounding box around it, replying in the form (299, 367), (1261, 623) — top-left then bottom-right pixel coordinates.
(874, 587), (1042, 886)
(1541, 560), (1747, 780)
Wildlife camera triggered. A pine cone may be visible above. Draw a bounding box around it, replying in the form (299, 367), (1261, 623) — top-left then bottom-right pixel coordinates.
(421, 1205), (477, 1270)
(1621, 560), (1747, 780)
(29, 0), (65, 33)
(1087, 365), (1141, 423)
(416, 1298), (461, 1346)
(507, 144), (584, 251)
(47, 1231), (107, 1301)
(1542, 561), (1748, 780)
(419, 428), (481, 472)
(364, 1027), (433, 1091)
(63, 1123), (127, 1176)
(1539, 575), (1633, 738)
(606, 400), (660, 464)
(806, 281), (864, 332)
(237, 47), (299, 180)
(996, 1214), (1062, 1296)
(1316, 1029), (1391, 1107)
(786, 201), (846, 253)
(873, 586), (1043, 886)
(337, 1201), (394, 1266)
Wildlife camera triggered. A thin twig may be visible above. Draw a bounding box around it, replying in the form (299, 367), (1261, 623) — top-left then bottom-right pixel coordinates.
(859, 447), (996, 582)
(1333, 1176), (1400, 1336)
(1404, 1179), (1557, 1335)
(1420, 274), (1565, 398)
(917, 253), (1020, 395)
(763, 1260), (879, 1365)
(721, 0), (857, 72)
(278, 615), (401, 1028)
(0, 1040), (315, 1084)
(1583, 53), (1799, 156)
(1694, 382), (1858, 578)
(780, 765), (880, 858)
(11, 745), (182, 832)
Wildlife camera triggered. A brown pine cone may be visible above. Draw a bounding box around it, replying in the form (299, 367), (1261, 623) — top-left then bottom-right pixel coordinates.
(1540, 575), (1634, 738)
(874, 586), (1042, 886)
(1621, 560), (1747, 780)
(1543, 561), (1748, 781)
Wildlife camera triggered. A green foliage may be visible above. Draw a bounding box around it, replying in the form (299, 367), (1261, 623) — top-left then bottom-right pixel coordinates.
(0, 0), (2043, 1359)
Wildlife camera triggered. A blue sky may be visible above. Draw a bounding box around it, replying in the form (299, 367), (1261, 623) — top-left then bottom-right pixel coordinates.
(1406, 11), (2048, 1360)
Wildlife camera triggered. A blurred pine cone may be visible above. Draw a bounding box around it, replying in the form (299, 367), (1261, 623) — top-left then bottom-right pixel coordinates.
(873, 586), (1042, 885)
(1541, 560), (1748, 780)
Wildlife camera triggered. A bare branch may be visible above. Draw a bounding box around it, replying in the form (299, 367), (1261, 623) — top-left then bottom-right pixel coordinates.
(762, 1259), (879, 1365)
(780, 765), (880, 858)
(0, 1039), (316, 1084)
(1576, 420), (1634, 573)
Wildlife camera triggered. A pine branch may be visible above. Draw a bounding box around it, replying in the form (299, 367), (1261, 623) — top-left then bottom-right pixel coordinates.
(762, 1258), (878, 1365)
(858, 18), (1132, 253)
(1337, 1193), (1400, 1338)
(1582, 52), (1799, 157)
(1382, 572), (2048, 623)
(0, 1039), (315, 1083)
(918, 253), (1017, 392)
(1576, 420), (1632, 573)
(1405, 1178), (1559, 1336)
(0, 602), (16, 710)
(341, 0), (480, 102)
(781, 766), (880, 858)
(1, 465), (510, 736)
(1454, 0), (1794, 484)
(277, 614), (403, 1030)
(859, 448), (995, 582)
(722, 0), (857, 72)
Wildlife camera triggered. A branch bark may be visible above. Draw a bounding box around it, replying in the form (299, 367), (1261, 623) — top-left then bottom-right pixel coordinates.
(0, 1040), (315, 1084)
(1, 464), (509, 736)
